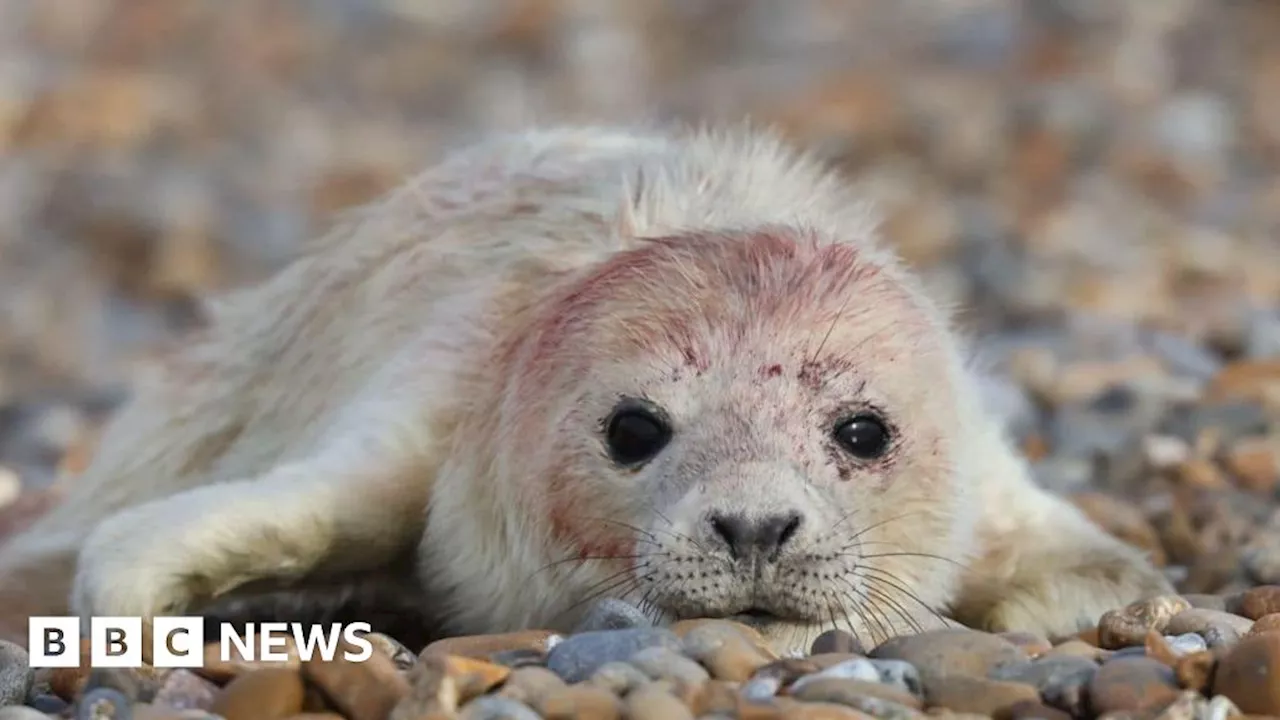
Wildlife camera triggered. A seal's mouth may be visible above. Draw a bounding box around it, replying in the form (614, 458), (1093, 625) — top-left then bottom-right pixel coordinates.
(725, 608), (781, 628)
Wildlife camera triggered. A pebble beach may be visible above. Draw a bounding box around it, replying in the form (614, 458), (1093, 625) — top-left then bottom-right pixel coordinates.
(2, 0), (1280, 718)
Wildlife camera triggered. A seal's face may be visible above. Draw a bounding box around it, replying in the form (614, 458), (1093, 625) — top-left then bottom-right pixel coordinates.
(512, 230), (975, 650)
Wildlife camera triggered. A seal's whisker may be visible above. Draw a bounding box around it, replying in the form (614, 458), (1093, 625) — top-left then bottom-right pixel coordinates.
(855, 565), (949, 628)
(862, 583), (925, 636)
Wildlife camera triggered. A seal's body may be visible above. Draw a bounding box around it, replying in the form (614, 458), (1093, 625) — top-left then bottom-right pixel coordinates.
(0, 126), (1169, 651)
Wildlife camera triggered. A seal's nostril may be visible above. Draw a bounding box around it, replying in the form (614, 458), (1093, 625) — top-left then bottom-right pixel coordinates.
(708, 511), (803, 561)
(777, 512), (802, 548)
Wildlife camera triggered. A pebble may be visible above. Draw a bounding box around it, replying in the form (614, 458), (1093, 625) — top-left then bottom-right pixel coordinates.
(300, 647), (409, 720)
(623, 683), (694, 720)
(535, 684), (622, 719)
(150, 671), (218, 712)
(988, 655), (1097, 693)
(209, 668), (304, 720)
(922, 675), (1039, 717)
(422, 631), (560, 662)
(0, 641), (32, 707)
(866, 659), (923, 697)
(545, 628), (681, 684)
(870, 629), (1027, 679)
(1236, 585), (1280, 619)
(1097, 595), (1192, 649)
(626, 646), (709, 691)
(1211, 631), (1280, 715)
(1164, 607), (1253, 641)
(0, 708), (55, 719)
(1248, 612), (1280, 635)
(789, 658), (881, 691)
(573, 598), (652, 633)
(810, 630), (865, 656)
(678, 624), (774, 683)
(457, 695), (543, 720)
(364, 633), (416, 671)
(76, 687), (133, 720)
(584, 662), (650, 696)
(790, 677), (923, 715)
(1087, 656), (1181, 714)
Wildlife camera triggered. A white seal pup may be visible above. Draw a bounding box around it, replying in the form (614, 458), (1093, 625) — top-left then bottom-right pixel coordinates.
(0, 125), (1171, 651)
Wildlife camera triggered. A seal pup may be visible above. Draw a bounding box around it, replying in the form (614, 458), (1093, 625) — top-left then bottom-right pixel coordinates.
(0, 125), (1171, 651)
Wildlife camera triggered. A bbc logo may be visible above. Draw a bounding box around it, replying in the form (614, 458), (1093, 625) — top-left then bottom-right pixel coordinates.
(29, 617), (205, 668)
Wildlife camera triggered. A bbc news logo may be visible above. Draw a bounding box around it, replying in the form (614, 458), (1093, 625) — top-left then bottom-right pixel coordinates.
(29, 617), (375, 668)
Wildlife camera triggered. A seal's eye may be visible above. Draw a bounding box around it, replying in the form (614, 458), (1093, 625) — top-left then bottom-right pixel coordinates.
(833, 414), (891, 459)
(605, 401), (672, 466)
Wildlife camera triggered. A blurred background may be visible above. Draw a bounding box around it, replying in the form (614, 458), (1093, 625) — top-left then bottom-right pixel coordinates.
(0, 0), (1279, 593)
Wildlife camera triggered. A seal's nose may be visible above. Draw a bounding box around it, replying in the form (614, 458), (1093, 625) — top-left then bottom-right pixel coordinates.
(708, 511), (803, 561)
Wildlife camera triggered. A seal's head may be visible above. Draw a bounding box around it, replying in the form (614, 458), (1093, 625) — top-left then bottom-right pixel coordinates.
(486, 228), (981, 651)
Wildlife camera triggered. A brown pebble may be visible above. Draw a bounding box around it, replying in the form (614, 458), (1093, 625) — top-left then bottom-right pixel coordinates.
(211, 668), (305, 720)
(364, 633), (416, 671)
(870, 629), (1028, 678)
(1212, 632), (1280, 715)
(1238, 586), (1280, 620)
(1144, 630), (1180, 666)
(923, 675), (1038, 717)
(1098, 596), (1192, 649)
(1206, 360), (1280, 403)
(301, 642), (409, 720)
(811, 629), (865, 656)
(624, 683), (695, 720)
(1248, 613), (1280, 636)
(496, 666), (566, 706)
(682, 625), (773, 682)
(536, 684), (623, 720)
(388, 653), (458, 719)
(1088, 656), (1181, 714)
(1224, 436), (1280, 492)
(1075, 627), (1101, 647)
(49, 638), (93, 700)
(1004, 700), (1072, 720)
(197, 638), (301, 684)
(691, 680), (738, 716)
(998, 632), (1052, 659)
(420, 630), (559, 662)
(1173, 650), (1216, 693)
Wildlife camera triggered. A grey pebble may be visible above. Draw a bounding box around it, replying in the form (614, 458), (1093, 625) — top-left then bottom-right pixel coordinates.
(868, 658), (923, 697)
(76, 687), (132, 720)
(0, 708), (54, 720)
(740, 675), (782, 702)
(546, 628), (681, 684)
(1164, 633), (1208, 655)
(490, 648), (547, 669)
(458, 695), (543, 720)
(573, 598), (652, 633)
(789, 658), (881, 693)
(989, 655), (1097, 692)
(28, 695), (67, 715)
(627, 646), (710, 686)
(0, 641), (32, 707)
